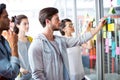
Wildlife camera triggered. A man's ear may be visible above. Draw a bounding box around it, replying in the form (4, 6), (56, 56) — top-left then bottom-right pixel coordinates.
(45, 19), (50, 24)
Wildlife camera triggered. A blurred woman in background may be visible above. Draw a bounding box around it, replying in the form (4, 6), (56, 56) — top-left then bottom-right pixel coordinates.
(14, 14), (33, 80)
(60, 18), (93, 80)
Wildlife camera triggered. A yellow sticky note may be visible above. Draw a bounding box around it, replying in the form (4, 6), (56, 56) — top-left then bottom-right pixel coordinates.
(103, 25), (106, 31)
(103, 32), (106, 38)
(93, 35), (97, 40)
(108, 23), (115, 31)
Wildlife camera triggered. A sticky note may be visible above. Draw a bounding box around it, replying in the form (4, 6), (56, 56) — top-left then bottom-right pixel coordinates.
(105, 38), (109, 46)
(117, 0), (120, 5)
(116, 47), (120, 55)
(112, 50), (116, 58)
(112, 41), (116, 50)
(105, 46), (109, 53)
(108, 7), (116, 14)
(107, 17), (111, 24)
(93, 35), (97, 40)
(109, 39), (112, 46)
(103, 25), (106, 31)
(107, 32), (112, 38)
(118, 30), (120, 36)
(108, 23), (115, 31)
(103, 32), (106, 38)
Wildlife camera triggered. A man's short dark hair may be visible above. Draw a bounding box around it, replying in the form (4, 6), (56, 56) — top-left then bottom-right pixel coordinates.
(39, 7), (58, 27)
(0, 3), (6, 16)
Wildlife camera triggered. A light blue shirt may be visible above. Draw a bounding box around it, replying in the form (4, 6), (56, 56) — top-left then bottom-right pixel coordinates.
(28, 32), (92, 80)
(0, 36), (20, 80)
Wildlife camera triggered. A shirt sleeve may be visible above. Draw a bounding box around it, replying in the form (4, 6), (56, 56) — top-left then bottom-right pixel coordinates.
(28, 39), (46, 80)
(66, 32), (93, 48)
(0, 54), (20, 78)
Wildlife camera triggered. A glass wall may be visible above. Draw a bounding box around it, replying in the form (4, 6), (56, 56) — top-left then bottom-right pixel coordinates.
(55, 0), (98, 80)
(55, 0), (120, 80)
(102, 0), (120, 80)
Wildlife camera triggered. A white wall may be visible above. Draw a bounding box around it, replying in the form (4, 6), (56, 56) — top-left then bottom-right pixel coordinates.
(0, 0), (56, 37)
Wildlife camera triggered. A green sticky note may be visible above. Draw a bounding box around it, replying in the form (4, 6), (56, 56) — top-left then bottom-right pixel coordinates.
(108, 7), (116, 14)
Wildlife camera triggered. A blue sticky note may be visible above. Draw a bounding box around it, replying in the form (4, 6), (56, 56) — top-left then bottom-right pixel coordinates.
(112, 41), (116, 50)
(117, 0), (120, 5)
(107, 32), (112, 38)
(109, 39), (112, 46)
(107, 17), (111, 24)
(112, 50), (116, 58)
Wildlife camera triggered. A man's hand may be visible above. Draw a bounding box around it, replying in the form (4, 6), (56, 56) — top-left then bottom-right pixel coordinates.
(20, 68), (29, 74)
(7, 30), (18, 57)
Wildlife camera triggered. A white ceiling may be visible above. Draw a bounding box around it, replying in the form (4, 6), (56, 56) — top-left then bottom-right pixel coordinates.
(0, 0), (56, 10)
(0, 0), (119, 10)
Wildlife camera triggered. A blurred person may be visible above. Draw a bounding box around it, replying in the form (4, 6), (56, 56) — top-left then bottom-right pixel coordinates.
(60, 19), (75, 37)
(81, 27), (95, 73)
(0, 3), (20, 80)
(2, 16), (18, 39)
(60, 18), (93, 49)
(28, 7), (106, 80)
(60, 18), (93, 80)
(14, 15), (33, 80)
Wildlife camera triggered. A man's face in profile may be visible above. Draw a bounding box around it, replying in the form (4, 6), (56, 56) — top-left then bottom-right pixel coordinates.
(0, 9), (10, 31)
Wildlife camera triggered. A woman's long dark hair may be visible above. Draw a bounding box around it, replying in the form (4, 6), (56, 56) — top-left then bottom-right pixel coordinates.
(11, 16), (19, 34)
(11, 15), (28, 34)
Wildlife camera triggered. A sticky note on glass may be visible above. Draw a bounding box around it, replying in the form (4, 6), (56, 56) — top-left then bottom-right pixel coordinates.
(105, 46), (109, 53)
(112, 50), (116, 58)
(109, 39), (112, 46)
(107, 32), (112, 38)
(112, 41), (116, 50)
(116, 47), (120, 55)
(103, 25), (106, 31)
(105, 38), (109, 46)
(93, 35), (97, 40)
(107, 17), (111, 24)
(118, 30), (120, 36)
(108, 7), (116, 14)
(117, 0), (120, 5)
(108, 23), (115, 31)
(103, 32), (106, 38)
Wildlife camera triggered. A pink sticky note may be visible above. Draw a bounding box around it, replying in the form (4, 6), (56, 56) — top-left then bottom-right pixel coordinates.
(105, 38), (109, 46)
(116, 47), (120, 55)
(105, 46), (109, 53)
